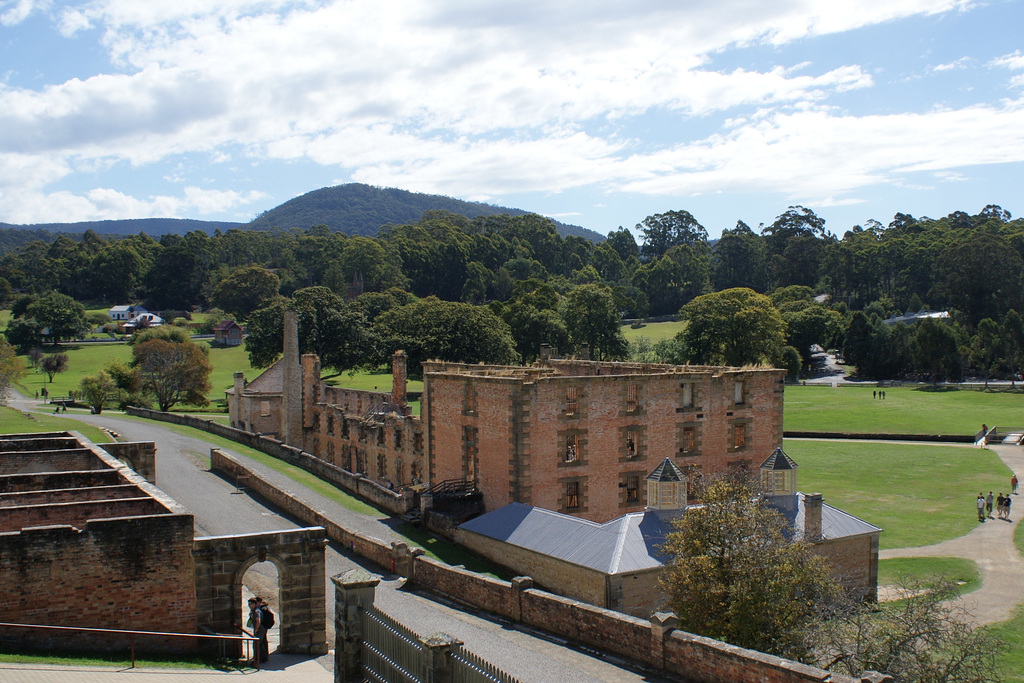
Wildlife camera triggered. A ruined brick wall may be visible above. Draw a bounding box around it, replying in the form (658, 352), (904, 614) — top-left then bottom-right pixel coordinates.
(0, 497), (168, 531)
(314, 405), (426, 488)
(100, 442), (156, 483)
(0, 448), (107, 474)
(425, 364), (785, 523)
(0, 514), (197, 653)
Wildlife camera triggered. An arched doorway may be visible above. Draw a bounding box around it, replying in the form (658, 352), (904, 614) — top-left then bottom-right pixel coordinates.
(240, 558), (281, 661)
(192, 527), (328, 656)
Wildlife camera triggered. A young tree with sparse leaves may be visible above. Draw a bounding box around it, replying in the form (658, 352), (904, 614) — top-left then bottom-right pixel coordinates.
(40, 352), (68, 383)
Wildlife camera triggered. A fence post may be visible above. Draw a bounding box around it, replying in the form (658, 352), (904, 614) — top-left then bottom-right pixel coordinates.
(420, 632), (462, 683)
(332, 569), (380, 683)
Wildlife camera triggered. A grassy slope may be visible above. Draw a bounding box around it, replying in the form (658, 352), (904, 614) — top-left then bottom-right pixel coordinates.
(621, 320), (685, 343)
(784, 384), (1024, 435)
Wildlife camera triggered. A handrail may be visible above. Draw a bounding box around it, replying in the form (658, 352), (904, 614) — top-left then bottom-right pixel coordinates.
(0, 621), (259, 670)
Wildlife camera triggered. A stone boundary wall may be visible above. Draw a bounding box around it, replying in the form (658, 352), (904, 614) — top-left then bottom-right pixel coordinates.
(127, 407), (413, 514)
(784, 431), (972, 443)
(208, 448), (861, 683)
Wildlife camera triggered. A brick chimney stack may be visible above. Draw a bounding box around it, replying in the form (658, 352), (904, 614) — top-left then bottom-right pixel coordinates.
(282, 309), (302, 448)
(803, 493), (823, 541)
(391, 350), (408, 406)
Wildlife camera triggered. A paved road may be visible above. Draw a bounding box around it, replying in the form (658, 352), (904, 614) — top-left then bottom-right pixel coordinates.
(2, 398), (669, 683)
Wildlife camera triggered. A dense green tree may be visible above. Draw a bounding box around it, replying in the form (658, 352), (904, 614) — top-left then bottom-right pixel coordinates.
(679, 288), (786, 367)
(498, 300), (570, 364)
(969, 318), (1001, 386)
(1001, 310), (1024, 387)
(932, 231), (1023, 327)
(711, 221), (768, 292)
(604, 227), (641, 262)
(559, 284), (628, 360)
(132, 339), (212, 411)
(912, 318), (962, 382)
(211, 266), (281, 321)
(843, 311), (873, 372)
(4, 316), (40, 352)
(636, 210), (708, 261)
(244, 286), (372, 373)
(661, 477), (839, 660)
(27, 292), (88, 345)
(372, 297), (518, 373)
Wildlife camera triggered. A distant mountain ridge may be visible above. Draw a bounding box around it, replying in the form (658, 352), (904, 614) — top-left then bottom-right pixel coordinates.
(0, 183), (602, 244)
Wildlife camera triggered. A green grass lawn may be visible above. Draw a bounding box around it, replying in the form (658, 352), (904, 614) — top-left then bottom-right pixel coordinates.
(621, 320), (685, 343)
(784, 384), (1024, 435)
(0, 405), (110, 443)
(786, 438), (1011, 549)
(878, 556), (981, 594)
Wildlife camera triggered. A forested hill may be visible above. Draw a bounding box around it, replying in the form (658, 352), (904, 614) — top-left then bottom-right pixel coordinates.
(246, 183), (602, 241)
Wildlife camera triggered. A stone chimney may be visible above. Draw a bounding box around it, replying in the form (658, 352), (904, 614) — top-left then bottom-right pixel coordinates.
(803, 493), (823, 541)
(391, 350), (408, 406)
(282, 309), (303, 448)
(230, 371), (245, 428)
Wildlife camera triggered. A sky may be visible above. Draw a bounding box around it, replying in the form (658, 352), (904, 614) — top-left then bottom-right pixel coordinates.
(1, 0), (1023, 240)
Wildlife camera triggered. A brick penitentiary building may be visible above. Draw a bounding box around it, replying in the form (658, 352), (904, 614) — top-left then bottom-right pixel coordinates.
(229, 311), (786, 525)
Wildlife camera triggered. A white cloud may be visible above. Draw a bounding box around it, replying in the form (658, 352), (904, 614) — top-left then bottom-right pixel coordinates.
(0, 0), (44, 26)
(933, 57), (971, 71)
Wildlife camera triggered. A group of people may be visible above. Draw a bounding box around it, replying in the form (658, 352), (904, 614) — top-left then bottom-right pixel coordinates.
(246, 597), (273, 664)
(977, 484), (1015, 522)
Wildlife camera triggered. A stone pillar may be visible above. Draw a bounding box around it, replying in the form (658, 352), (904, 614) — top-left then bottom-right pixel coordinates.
(231, 372), (245, 428)
(539, 344), (552, 362)
(391, 541), (413, 579)
(333, 569), (380, 683)
(512, 576), (533, 622)
(578, 344), (590, 360)
(420, 633), (462, 683)
(804, 493), (823, 541)
(282, 309), (303, 449)
(649, 611), (678, 670)
(392, 350), (408, 406)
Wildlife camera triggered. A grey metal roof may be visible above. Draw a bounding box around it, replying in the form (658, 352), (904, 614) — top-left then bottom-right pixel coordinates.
(458, 502), (672, 574)
(459, 494), (882, 577)
(760, 447), (798, 471)
(767, 492), (883, 541)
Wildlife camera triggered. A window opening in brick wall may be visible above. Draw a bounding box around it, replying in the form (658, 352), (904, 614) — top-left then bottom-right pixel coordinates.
(414, 432), (423, 452)
(564, 433), (578, 462)
(342, 419), (350, 438)
(626, 383), (639, 412)
(565, 480), (580, 509)
(463, 426), (478, 480)
(733, 423), (747, 448)
(565, 386), (578, 415)
(625, 429), (638, 459)
(681, 426), (696, 454)
(377, 428), (385, 446)
(734, 380), (745, 404)
(356, 450), (366, 474)
(395, 458), (405, 486)
(260, 400), (271, 417)
(394, 429), (403, 449)
(410, 462), (420, 484)
(625, 474), (640, 503)
(326, 441), (335, 461)
(377, 454), (386, 480)
(465, 384), (477, 413)
(680, 382), (694, 408)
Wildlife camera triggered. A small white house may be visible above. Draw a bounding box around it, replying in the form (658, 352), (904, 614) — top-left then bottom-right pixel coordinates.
(108, 304), (149, 321)
(125, 313), (163, 329)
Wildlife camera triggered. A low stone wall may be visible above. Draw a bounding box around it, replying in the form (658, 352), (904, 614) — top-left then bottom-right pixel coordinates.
(209, 448), (863, 683)
(0, 448), (104, 474)
(128, 407), (413, 514)
(784, 431), (972, 443)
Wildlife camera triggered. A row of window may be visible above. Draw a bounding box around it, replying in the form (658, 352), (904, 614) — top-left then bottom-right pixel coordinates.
(560, 380), (747, 416)
(560, 422), (747, 463)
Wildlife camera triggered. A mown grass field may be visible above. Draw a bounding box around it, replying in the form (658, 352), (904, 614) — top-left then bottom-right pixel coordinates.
(784, 384), (1024, 435)
(621, 319), (684, 342)
(787, 438), (1010, 549)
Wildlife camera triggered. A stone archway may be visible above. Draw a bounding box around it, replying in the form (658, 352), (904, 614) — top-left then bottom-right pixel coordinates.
(192, 527), (328, 655)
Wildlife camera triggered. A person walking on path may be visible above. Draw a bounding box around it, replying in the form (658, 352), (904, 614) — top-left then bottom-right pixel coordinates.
(1005, 495), (1012, 522)
(977, 493), (986, 522)
(1013, 474), (1019, 495)
(986, 492), (995, 518)
(997, 493), (1006, 519)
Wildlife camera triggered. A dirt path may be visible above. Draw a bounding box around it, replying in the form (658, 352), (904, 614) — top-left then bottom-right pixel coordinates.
(879, 442), (1024, 625)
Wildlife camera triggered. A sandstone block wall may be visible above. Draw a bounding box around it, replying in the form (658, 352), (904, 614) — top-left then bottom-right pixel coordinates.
(813, 534), (879, 601)
(100, 442), (156, 483)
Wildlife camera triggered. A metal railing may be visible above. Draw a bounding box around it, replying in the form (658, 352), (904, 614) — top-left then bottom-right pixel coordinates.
(359, 605), (521, 683)
(0, 621), (259, 670)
